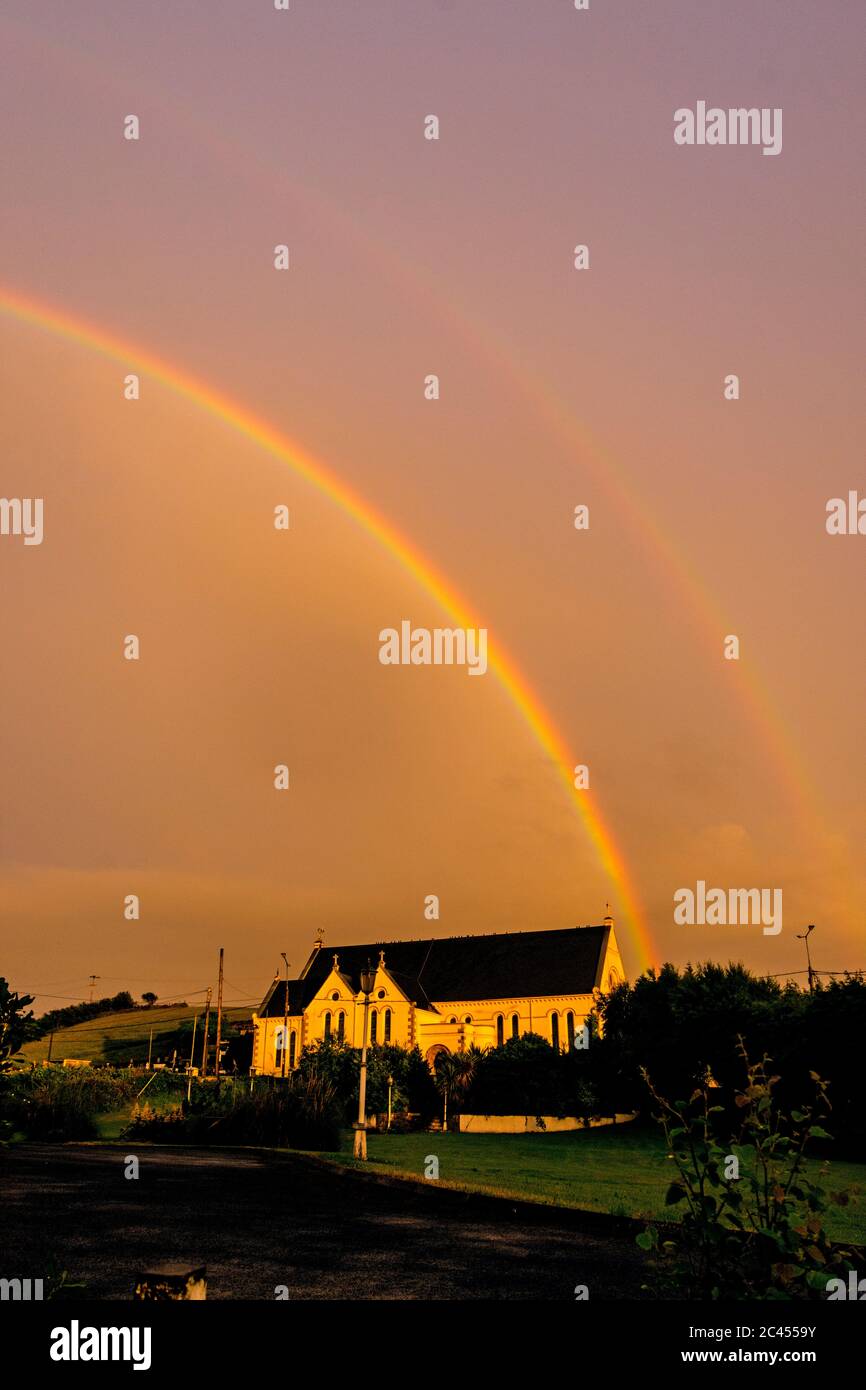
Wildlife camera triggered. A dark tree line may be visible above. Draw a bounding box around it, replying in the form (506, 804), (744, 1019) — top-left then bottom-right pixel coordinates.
(33, 991), (136, 1037)
(439, 965), (866, 1158)
(577, 964), (866, 1157)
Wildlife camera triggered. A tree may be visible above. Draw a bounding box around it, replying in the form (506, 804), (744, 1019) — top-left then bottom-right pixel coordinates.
(0, 978), (37, 1071)
(433, 1049), (482, 1129)
(141, 992), (158, 1008)
(433, 1052), (461, 1131)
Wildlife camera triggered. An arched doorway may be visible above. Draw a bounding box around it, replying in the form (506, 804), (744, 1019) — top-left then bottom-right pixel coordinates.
(425, 1043), (450, 1071)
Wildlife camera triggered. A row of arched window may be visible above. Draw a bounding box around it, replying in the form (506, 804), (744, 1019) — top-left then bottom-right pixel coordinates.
(323, 1011), (346, 1042)
(276, 1005), (578, 1068)
(274, 1029), (297, 1070)
(495, 1014), (521, 1046)
(494, 1011), (578, 1050)
(369, 1008), (391, 1044)
(321, 1007), (393, 1045)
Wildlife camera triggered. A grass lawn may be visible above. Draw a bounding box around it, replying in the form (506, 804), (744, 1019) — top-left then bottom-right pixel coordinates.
(18, 1005), (249, 1067)
(326, 1124), (866, 1244)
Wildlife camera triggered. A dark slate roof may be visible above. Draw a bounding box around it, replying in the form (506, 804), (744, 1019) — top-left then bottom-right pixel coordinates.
(259, 926), (609, 1015)
(259, 979), (307, 1018)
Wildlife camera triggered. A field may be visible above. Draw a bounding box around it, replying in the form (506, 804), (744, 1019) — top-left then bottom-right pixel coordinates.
(328, 1125), (866, 1245)
(18, 1004), (250, 1067)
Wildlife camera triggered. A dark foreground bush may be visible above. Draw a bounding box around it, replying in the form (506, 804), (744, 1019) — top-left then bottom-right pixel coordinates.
(126, 1075), (341, 1150)
(0, 1067), (137, 1141)
(636, 1041), (859, 1300)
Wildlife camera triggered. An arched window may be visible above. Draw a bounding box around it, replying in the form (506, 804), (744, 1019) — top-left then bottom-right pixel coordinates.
(275, 1027), (285, 1070)
(496, 1014), (504, 1047)
(464, 1015), (472, 1024)
(289, 1031), (296, 1069)
(370, 1009), (378, 1044)
(511, 1013), (519, 1039)
(448, 1017), (457, 1024)
(324, 1012), (331, 1041)
(337, 1012), (345, 1043)
(551, 1012), (560, 1050)
(566, 1011), (575, 1050)
(384, 1008), (391, 1043)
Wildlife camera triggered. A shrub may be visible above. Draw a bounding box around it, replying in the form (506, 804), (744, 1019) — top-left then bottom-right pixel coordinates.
(125, 1074), (341, 1150)
(465, 1033), (596, 1118)
(0, 1067), (137, 1141)
(294, 1039), (438, 1123)
(636, 1040), (858, 1300)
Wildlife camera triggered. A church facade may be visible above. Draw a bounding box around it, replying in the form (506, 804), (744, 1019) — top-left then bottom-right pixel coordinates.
(250, 916), (625, 1075)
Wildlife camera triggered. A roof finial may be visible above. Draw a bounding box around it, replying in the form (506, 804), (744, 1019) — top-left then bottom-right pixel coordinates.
(314, 926), (325, 949)
(378, 949), (386, 968)
(603, 902), (614, 925)
(333, 952), (340, 970)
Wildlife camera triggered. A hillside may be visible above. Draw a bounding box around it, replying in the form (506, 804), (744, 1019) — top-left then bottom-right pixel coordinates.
(18, 1004), (251, 1067)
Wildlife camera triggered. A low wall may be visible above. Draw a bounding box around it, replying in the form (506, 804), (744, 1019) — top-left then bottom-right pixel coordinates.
(458, 1113), (635, 1134)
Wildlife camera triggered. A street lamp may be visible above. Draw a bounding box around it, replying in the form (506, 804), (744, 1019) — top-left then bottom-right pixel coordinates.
(280, 952), (290, 1079)
(796, 924), (816, 994)
(353, 960), (376, 1160)
(387, 1074), (394, 1131)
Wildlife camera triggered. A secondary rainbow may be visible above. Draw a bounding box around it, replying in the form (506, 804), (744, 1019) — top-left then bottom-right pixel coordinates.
(0, 285), (654, 972)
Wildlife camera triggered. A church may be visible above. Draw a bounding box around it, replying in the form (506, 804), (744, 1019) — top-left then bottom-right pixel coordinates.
(250, 914), (625, 1075)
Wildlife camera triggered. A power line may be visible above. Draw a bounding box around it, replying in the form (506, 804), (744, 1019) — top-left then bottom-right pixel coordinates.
(765, 968), (863, 979)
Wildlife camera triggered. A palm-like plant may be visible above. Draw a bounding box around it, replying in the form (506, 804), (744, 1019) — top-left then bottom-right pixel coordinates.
(434, 1045), (488, 1129)
(433, 1053), (461, 1130)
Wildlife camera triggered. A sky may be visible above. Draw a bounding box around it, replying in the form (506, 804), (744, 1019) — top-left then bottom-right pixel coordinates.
(1, 1), (864, 1014)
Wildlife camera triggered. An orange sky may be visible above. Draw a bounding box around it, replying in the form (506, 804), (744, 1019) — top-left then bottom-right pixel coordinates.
(1, 2), (863, 1011)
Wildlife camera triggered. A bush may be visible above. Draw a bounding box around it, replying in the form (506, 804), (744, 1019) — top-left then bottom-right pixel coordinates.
(0, 1067), (137, 1141)
(636, 1041), (859, 1300)
(294, 1039), (438, 1124)
(125, 1074), (341, 1150)
(464, 1033), (597, 1119)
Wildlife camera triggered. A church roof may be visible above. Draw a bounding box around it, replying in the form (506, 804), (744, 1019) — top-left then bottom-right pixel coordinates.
(259, 925), (610, 1015)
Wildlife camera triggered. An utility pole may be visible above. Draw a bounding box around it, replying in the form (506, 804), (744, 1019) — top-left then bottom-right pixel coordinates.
(200, 986), (212, 1079)
(280, 952), (290, 1080)
(146, 1027), (154, 1071)
(796, 924), (817, 993)
(353, 961), (375, 1160)
(186, 1013), (198, 1102)
(214, 948), (224, 1082)
(47, 1031), (54, 1064)
(88, 974), (100, 1003)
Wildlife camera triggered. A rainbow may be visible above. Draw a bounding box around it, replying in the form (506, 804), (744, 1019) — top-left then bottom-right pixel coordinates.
(0, 285), (654, 972)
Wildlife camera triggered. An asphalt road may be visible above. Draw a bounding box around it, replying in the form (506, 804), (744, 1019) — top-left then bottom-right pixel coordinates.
(1, 1144), (648, 1300)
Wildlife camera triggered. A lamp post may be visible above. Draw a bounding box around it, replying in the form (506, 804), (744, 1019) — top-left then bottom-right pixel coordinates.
(387, 1074), (394, 1131)
(353, 961), (376, 1159)
(796, 924), (816, 994)
(280, 952), (290, 1079)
